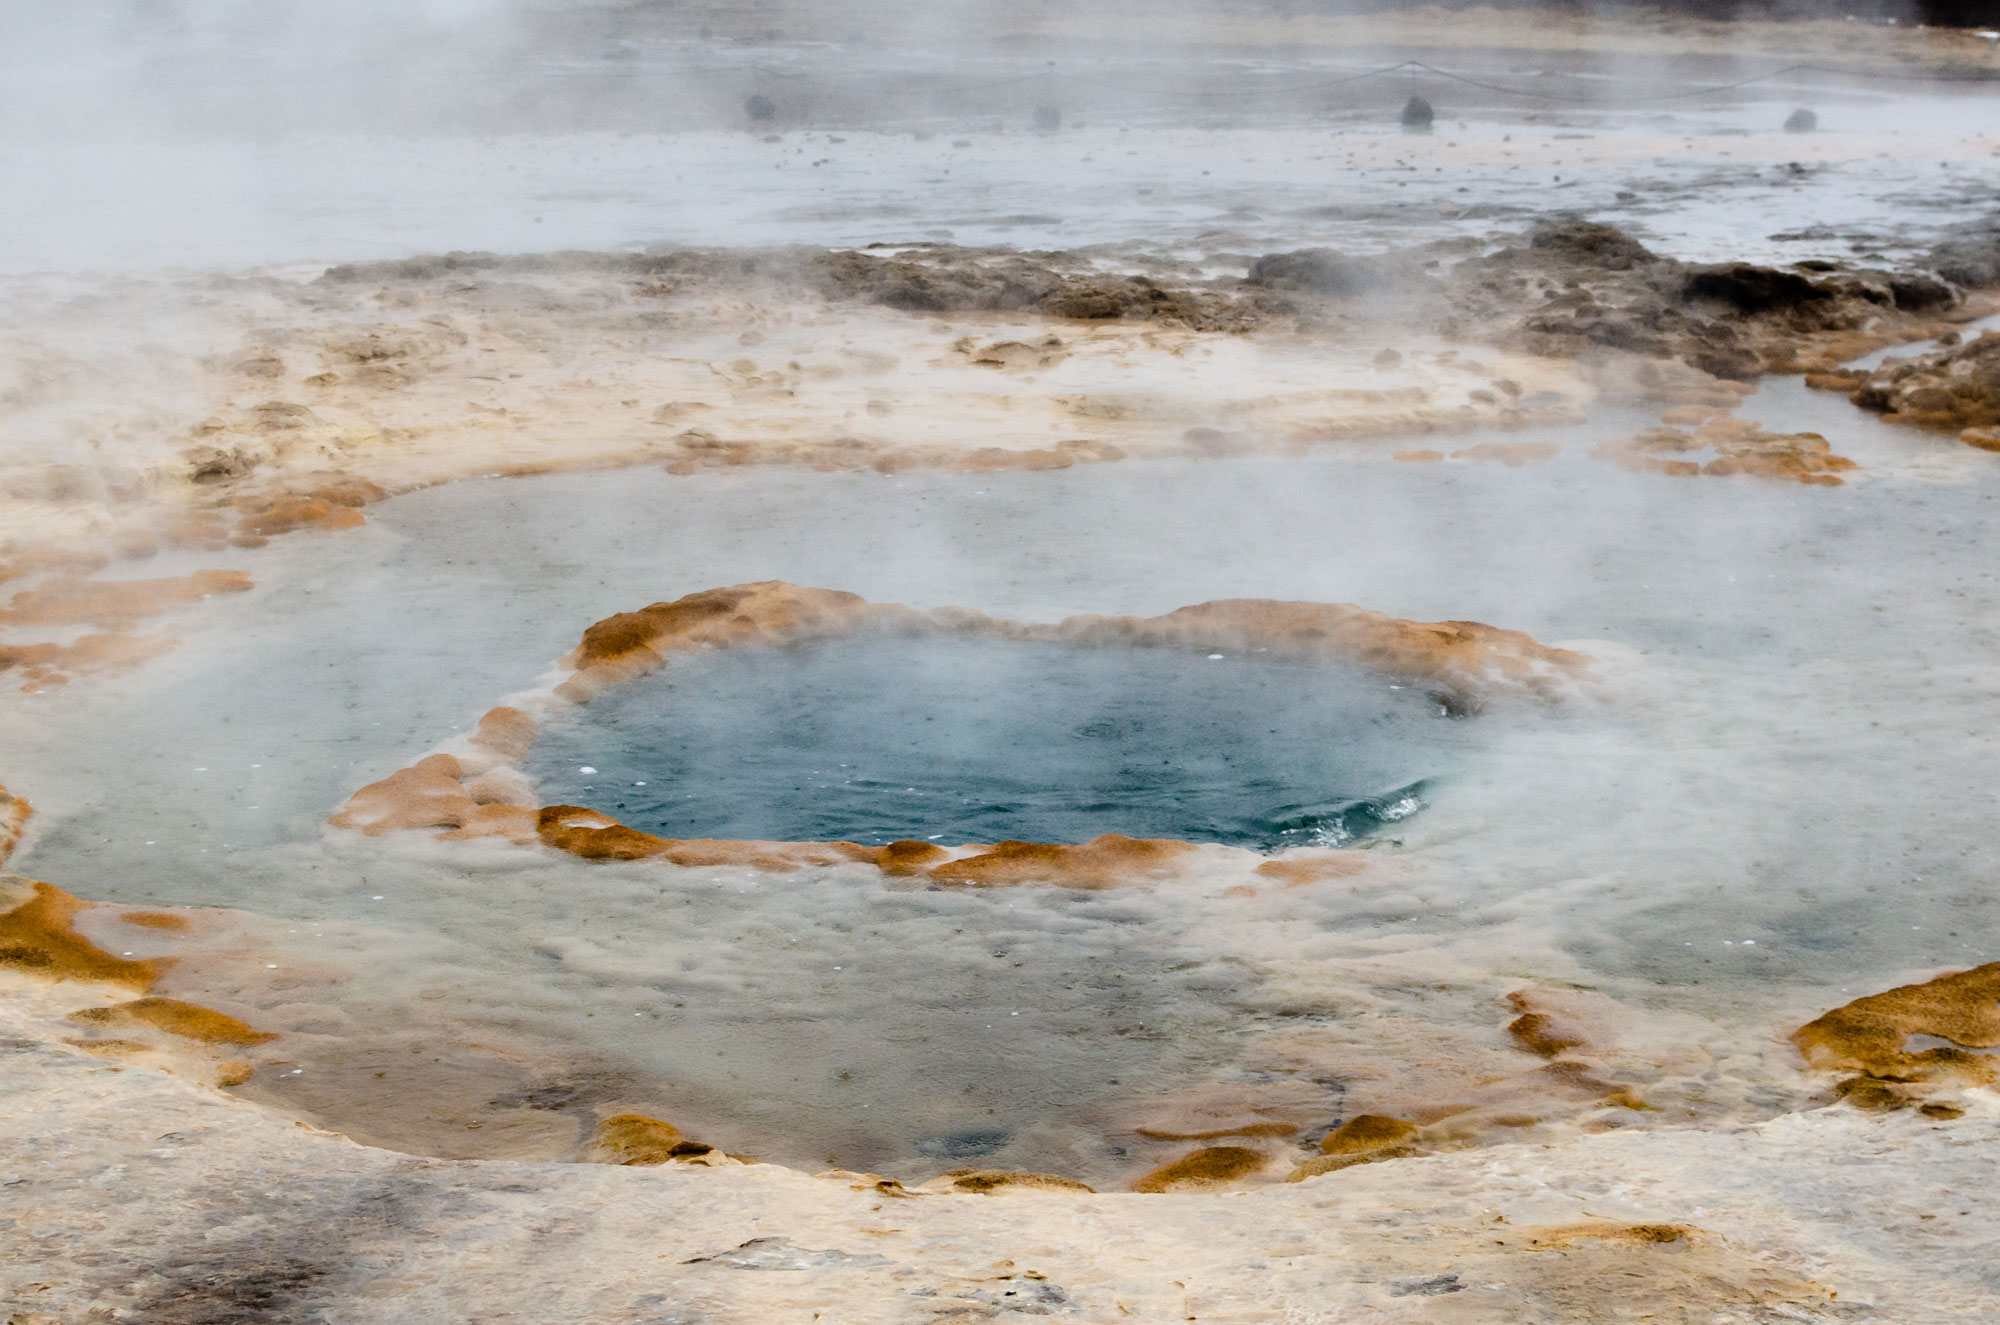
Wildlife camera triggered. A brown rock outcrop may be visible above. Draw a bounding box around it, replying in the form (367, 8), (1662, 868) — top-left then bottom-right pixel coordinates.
(580, 1112), (728, 1166)
(1472, 220), (1968, 383)
(1505, 989), (1606, 1059)
(580, 1113), (745, 1166)
(1793, 963), (2000, 1109)
(1849, 331), (2000, 442)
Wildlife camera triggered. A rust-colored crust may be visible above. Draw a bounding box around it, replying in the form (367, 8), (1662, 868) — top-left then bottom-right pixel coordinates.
(1452, 440), (1561, 467)
(1, 633), (180, 692)
(1321, 1113), (1420, 1156)
(1594, 414), (1858, 486)
(1131, 1145), (1269, 1193)
(0, 569), (252, 630)
(0, 570), (256, 691)
(1287, 1114), (1423, 1182)
(329, 581), (1591, 886)
(1252, 850), (1368, 887)
(926, 835), (1198, 890)
(0, 877), (169, 990)
(1506, 989), (1595, 1059)
(234, 493), (368, 539)
(554, 582), (1588, 706)
(118, 911), (192, 932)
(924, 1169), (1097, 1194)
(580, 1112), (738, 1167)
(67, 996), (277, 1047)
(1792, 963), (2000, 1110)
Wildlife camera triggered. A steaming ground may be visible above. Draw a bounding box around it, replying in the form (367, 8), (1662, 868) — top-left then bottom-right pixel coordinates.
(8, 87), (2000, 274)
(7, 9), (2000, 1317)
(8, 389), (2000, 1183)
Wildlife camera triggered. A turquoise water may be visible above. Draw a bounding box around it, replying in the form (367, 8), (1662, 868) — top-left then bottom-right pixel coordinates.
(524, 636), (1455, 849)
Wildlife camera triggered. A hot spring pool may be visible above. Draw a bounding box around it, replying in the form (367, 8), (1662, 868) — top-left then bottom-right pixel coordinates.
(524, 636), (1453, 850)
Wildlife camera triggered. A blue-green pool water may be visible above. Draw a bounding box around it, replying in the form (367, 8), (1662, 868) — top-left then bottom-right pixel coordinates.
(525, 635), (1458, 849)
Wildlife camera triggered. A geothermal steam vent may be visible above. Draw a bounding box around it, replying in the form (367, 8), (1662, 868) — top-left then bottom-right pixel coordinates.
(333, 583), (1589, 883)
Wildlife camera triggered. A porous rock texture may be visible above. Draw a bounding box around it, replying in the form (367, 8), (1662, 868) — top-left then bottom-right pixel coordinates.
(1845, 330), (2000, 450)
(1451, 220), (1974, 384)
(1593, 415), (1858, 485)
(330, 581), (1592, 883)
(1792, 962), (2000, 1114)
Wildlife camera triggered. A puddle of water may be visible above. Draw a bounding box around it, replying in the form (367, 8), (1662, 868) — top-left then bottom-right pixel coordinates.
(525, 635), (1452, 849)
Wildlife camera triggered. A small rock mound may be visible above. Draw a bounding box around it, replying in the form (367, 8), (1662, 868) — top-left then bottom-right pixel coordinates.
(1849, 331), (2000, 440)
(1528, 219), (1657, 272)
(1246, 247), (1398, 295)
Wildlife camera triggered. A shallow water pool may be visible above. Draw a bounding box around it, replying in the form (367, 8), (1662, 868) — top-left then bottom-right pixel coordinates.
(526, 635), (1452, 848)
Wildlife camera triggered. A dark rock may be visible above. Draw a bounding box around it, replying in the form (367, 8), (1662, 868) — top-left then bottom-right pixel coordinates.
(1528, 220), (1657, 271)
(1683, 263), (1833, 313)
(1889, 271), (1959, 312)
(1928, 229), (2000, 289)
(1784, 108), (1818, 133)
(1247, 248), (1385, 295)
(744, 94), (776, 122)
(1850, 333), (2000, 432)
(1400, 95), (1435, 129)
